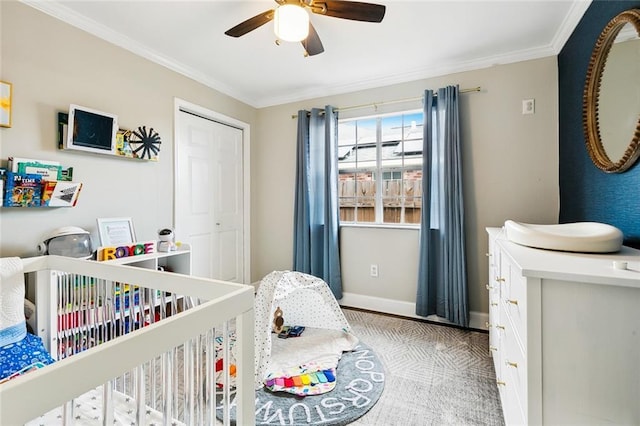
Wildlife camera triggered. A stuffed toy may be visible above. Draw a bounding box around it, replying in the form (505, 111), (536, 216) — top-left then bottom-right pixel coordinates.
(272, 306), (284, 334)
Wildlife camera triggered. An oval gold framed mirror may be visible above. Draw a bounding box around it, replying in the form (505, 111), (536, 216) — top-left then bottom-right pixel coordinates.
(583, 9), (640, 173)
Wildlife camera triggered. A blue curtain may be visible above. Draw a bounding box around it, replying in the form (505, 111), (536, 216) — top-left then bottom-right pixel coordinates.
(416, 86), (469, 327)
(293, 106), (343, 298)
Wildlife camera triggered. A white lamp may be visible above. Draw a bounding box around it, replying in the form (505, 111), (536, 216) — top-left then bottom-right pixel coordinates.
(273, 4), (310, 42)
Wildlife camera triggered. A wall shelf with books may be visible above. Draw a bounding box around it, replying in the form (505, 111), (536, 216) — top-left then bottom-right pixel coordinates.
(1, 156), (82, 208)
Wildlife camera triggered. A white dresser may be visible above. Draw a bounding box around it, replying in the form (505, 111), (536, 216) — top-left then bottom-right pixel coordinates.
(486, 227), (640, 425)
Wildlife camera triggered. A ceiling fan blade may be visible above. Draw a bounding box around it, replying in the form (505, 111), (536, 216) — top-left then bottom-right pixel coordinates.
(303, 22), (324, 56)
(224, 9), (274, 37)
(316, 1), (386, 23)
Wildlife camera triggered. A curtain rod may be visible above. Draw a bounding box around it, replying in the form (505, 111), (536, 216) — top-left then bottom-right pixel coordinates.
(291, 86), (481, 119)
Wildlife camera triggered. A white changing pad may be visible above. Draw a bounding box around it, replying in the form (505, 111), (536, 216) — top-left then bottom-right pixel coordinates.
(26, 385), (185, 426)
(267, 327), (358, 377)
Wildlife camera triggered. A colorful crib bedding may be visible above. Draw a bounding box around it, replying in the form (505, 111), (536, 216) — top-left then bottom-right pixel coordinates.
(0, 333), (55, 382)
(264, 327), (358, 396)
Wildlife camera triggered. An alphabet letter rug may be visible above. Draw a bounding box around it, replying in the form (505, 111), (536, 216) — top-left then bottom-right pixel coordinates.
(216, 342), (385, 425)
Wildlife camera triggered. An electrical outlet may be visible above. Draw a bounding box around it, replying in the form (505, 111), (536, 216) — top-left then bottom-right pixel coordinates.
(370, 264), (378, 277)
(522, 99), (535, 115)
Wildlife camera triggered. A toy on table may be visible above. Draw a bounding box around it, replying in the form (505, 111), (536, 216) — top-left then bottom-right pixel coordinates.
(157, 228), (177, 252)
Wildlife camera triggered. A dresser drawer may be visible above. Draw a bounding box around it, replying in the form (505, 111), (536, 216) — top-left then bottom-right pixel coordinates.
(499, 378), (526, 426)
(488, 288), (500, 347)
(490, 318), (503, 379)
(503, 264), (528, 349)
(503, 315), (528, 415)
(489, 238), (501, 271)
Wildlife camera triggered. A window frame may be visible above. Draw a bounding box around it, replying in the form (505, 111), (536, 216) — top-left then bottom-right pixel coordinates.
(337, 109), (423, 227)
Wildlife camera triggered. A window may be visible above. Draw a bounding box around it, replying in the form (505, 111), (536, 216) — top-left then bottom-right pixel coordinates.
(338, 110), (423, 225)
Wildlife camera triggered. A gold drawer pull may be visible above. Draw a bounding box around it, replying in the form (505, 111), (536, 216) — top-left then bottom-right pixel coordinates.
(485, 321), (492, 329)
(495, 277), (506, 282)
(496, 380), (506, 386)
(490, 302), (498, 306)
(507, 299), (519, 305)
(505, 360), (518, 368)
(489, 345), (498, 352)
(486, 253), (491, 257)
(496, 324), (505, 330)
(485, 284), (494, 290)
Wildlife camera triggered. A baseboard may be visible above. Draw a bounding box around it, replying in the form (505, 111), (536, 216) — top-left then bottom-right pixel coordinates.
(339, 292), (488, 331)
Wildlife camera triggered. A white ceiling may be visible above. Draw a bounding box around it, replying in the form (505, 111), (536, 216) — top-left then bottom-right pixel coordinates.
(23, 0), (591, 108)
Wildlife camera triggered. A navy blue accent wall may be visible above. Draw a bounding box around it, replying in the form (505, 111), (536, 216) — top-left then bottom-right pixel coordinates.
(559, 0), (640, 248)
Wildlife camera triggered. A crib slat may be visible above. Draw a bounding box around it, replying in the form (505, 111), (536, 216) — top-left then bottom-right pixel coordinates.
(222, 321), (231, 426)
(206, 329), (215, 425)
(62, 399), (73, 425)
(236, 309), (256, 426)
(195, 334), (203, 425)
(103, 380), (114, 425)
(185, 337), (194, 425)
(162, 349), (173, 426)
(135, 364), (146, 425)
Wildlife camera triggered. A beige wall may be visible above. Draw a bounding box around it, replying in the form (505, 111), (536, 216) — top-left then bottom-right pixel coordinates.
(0, 1), (257, 256)
(253, 57), (559, 319)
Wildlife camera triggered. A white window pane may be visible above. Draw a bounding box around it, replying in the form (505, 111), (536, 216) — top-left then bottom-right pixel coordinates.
(381, 115), (403, 142)
(393, 139), (423, 155)
(357, 119), (377, 144)
(338, 145), (352, 159)
(403, 112), (424, 140)
(338, 121), (356, 146)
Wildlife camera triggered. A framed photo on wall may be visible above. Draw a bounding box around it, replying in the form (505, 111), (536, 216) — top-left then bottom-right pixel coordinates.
(97, 217), (136, 246)
(1, 81), (13, 128)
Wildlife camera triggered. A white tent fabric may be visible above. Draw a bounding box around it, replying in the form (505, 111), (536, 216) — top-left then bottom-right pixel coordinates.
(254, 270), (357, 389)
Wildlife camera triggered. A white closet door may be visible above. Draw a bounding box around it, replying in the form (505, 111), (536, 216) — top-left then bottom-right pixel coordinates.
(175, 109), (244, 282)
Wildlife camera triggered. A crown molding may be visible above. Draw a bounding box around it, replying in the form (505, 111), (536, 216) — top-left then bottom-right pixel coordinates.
(255, 43), (558, 108)
(550, 0), (592, 53)
(20, 0), (260, 107)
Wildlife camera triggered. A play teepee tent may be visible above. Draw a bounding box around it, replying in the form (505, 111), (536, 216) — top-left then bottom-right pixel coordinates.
(253, 270), (358, 390)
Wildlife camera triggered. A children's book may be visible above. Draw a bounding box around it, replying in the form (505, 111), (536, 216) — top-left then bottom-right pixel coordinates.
(0, 168), (6, 207)
(40, 181), (57, 206)
(47, 181), (83, 207)
(3, 172), (42, 207)
(17, 161), (62, 181)
(8, 157), (60, 173)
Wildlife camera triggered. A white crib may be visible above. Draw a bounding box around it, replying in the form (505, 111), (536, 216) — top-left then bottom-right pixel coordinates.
(0, 255), (255, 425)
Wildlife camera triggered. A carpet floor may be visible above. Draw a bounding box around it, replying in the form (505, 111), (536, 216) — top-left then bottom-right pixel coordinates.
(342, 308), (505, 426)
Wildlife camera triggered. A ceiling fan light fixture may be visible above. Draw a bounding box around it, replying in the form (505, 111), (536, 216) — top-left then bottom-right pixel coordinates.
(274, 4), (309, 42)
